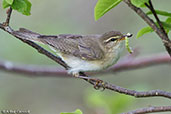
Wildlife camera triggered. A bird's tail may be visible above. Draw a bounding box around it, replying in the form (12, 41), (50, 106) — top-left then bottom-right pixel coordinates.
(13, 28), (41, 42)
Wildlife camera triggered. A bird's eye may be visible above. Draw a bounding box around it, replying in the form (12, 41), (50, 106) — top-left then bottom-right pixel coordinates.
(110, 38), (117, 42)
(104, 36), (119, 43)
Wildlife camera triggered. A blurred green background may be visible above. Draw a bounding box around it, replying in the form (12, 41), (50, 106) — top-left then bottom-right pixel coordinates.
(0, 0), (171, 114)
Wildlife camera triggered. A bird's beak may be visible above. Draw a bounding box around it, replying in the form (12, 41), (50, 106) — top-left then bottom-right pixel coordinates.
(119, 33), (133, 41)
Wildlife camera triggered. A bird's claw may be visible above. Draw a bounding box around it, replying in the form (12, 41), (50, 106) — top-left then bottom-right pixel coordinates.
(89, 78), (106, 91)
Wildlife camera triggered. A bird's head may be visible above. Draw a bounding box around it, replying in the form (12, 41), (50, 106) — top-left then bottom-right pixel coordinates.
(100, 31), (132, 50)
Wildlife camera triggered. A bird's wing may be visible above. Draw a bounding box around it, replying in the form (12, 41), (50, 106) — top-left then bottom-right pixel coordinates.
(38, 34), (104, 60)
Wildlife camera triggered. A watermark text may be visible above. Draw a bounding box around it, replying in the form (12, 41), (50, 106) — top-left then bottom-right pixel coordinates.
(1, 110), (30, 114)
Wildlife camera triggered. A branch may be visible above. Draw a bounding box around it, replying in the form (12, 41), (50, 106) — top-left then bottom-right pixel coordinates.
(1, 8), (171, 100)
(3, 7), (12, 26)
(123, 0), (171, 57)
(0, 24), (69, 69)
(0, 53), (170, 77)
(122, 106), (171, 114)
(145, 0), (167, 36)
(110, 53), (170, 73)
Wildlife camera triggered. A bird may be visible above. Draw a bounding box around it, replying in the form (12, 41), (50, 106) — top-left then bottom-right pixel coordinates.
(13, 28), (132, 77)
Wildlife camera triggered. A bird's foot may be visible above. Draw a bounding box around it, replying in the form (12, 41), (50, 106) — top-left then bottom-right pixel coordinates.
(71, 72), (106, 91)
(89, 78), (106, 91)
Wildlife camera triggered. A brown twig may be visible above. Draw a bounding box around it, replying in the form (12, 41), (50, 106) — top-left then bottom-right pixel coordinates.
(123, 0), (171, 57)
(0, 53), (170, 77)
(111, 53), (170, 72)
(145, 0), (167, 36)
(0, 7), (171, 101)
(122, 106), (171, 114)
(3, 7), (12, 26)
(0, 24), (69, 69)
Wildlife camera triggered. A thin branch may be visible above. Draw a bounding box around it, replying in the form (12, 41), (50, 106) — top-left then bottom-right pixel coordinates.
(122, 106), (171, 114)
(0, 24), (69, 69)
(1, 7), (171, 100)
(104, 84), (171, 99)
(123, 0), (171, 57)
(0, 60), (68, 77)
(145, 0), (167, 36)
(3, 7), (12, 26)
(111, 53), (170, 73)
(0, 53), (170, 77)
(78, 73), (171, 99)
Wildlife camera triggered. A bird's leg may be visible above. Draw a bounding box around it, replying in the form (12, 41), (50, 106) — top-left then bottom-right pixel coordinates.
(73, 72), (107, 91)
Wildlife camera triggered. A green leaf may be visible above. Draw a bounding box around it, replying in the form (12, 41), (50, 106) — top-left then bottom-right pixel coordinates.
(166, 17), (171, 23)
(94, 0), (123, 21)
(2, 0), (10, 8)
(162, 19), (171, 33)
(165, 17), (171, 30)
(136, 19), (171, 38)
(2, 0), (31, 16)
(165, 17), (171, 33)
(162, 22), (171, 30)
(146, 10), (171, 17)
(136, 26), (153, 38)
(6, 0), (14, 5)
(85, 90), (134, 114)
(60, 109), (83, 114)
(11, 0), (31, 15)
(131, 0), (148, 7)
(159, 18), (171, 33)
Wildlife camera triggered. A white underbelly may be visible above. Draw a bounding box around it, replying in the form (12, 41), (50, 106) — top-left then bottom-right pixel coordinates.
(62, 56), (102, 74)
(56, 52), (120, 74)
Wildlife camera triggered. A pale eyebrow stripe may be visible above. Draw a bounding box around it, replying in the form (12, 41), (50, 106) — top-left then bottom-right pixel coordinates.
(104, 36), (120, 43)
